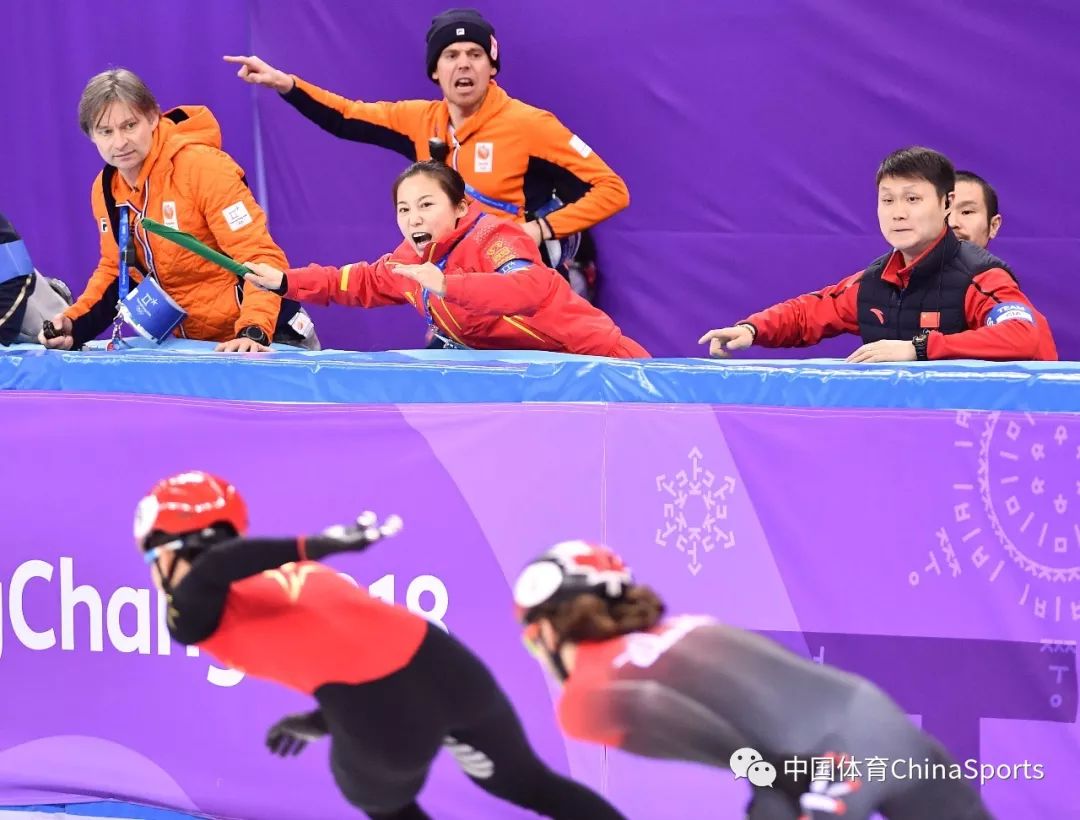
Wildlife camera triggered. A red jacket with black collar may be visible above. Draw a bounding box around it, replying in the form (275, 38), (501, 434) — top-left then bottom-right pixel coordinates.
(742, 228), (1057, 361)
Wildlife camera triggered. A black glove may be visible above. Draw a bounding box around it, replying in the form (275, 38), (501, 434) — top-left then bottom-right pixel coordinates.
(266, 709), (329, 757)
(306, 511), (403, 560)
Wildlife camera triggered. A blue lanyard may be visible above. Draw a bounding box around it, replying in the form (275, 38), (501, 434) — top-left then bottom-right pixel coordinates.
(108, 206), (136, 350)
(463, 183), (519, 216)
(117, 207), (132, 302)
(421, 255), (450, 327)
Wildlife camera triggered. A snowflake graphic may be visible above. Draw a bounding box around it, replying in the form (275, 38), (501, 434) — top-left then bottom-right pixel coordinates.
(655, 446), (737, 576)
(910, 411), (1080, 626)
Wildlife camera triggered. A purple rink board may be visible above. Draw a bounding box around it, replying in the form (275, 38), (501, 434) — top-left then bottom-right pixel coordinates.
(0, 393), (1077, 819)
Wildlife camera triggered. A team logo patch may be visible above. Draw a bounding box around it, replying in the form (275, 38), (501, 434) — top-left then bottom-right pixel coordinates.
(222, 201), (253, 231)
(550, 540), (632, 597)
(485, 238), (516, 269)
(474, 142), (493, 173)
(288, 310), (314, 338)
(162, 201), (179, 230)
(985, 302), (1035, 326)
(569, 134), (593, 158)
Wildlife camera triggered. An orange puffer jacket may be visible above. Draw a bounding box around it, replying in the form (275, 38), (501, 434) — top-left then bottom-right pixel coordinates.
(67, 106), (286, 346)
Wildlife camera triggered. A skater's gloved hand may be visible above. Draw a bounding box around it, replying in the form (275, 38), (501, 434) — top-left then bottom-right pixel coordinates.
(313, 511), (403, 554)
(266, 710), (328, 757)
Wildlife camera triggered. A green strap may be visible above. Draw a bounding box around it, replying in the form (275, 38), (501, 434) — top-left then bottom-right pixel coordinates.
(140, 218), (249, 279)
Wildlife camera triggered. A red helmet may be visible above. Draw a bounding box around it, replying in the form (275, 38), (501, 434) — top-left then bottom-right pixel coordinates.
(134, 471), (248, 549)
(513, 540), (634, 625)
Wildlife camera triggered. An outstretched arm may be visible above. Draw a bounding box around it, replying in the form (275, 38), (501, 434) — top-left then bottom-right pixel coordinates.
(244, 257), (412, 309)
(186, 512), (401, 588)
(166, 513), (401, 644)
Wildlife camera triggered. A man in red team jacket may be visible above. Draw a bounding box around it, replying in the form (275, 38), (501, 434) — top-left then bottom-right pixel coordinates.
(699, 147), (1056, 363)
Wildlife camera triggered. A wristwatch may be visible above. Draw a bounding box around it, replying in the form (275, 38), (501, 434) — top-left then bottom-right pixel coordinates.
(237, 325), (271, 346)
(912, 329), (931, 361)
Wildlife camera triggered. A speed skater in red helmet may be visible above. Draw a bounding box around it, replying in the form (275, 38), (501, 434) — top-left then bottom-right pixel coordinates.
(513, 540), (992, 820)
(133, 472), (625, 820)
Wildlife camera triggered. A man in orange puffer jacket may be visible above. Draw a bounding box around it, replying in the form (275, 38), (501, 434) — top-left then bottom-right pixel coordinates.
(41, 68), (317, 352)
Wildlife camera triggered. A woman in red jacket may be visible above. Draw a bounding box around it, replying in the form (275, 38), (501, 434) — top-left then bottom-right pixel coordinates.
(137, 471), (624, 820)
(243, 143), (647, 357)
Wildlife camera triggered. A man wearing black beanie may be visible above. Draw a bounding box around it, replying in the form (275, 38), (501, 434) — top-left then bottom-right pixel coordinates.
(226, 9), (628, 293)
(424, 8), (501, 79)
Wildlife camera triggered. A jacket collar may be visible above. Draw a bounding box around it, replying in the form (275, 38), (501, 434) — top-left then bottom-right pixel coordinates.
(881, 226), (958, 287)
(434, 82), (511, 145)
(111, 106), (223, 196)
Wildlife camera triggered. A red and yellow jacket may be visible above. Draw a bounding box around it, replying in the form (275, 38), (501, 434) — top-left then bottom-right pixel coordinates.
(281, 78), (629, 238)
(743, 229), (1057, 361)
(67, 106), (286, 346)
(283, 203), (647, 358)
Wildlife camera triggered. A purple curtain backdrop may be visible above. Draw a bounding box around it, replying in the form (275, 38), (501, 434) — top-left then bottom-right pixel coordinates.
(4, 1), (1078, 356)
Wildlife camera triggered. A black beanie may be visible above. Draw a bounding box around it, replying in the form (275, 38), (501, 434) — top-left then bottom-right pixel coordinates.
(425, 8), (499, 80)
